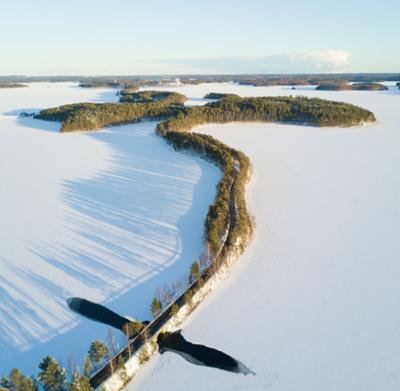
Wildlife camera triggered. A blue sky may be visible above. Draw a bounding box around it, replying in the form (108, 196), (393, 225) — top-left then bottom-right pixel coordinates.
(1, 0), (399, 75)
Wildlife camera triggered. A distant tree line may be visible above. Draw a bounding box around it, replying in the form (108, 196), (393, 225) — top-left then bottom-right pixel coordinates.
(236, 73), (400, 87)
(118, 90), (185, 104)
(203, 92), (240, 100)
(2, 73), (400, 86)
(0, 82), (26, 88)
(316, 81), (388, 91)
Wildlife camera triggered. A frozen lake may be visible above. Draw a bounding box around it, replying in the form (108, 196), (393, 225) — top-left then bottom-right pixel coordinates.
(0, 83), (220, 374)
(129, 83), (400, 390)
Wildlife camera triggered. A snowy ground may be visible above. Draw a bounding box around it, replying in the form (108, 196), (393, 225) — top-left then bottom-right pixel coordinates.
(129, 83), (400, 390)
(0, 83), (220, 375)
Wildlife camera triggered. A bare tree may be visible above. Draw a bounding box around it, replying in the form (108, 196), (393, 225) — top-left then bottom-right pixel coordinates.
(163, 284), (172, 305)
(106, 329), (119, 373)
(156, 287), (163, 304)
(67, 354), (77, 381)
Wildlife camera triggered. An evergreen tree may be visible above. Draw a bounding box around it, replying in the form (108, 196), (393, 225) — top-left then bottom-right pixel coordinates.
(38, 357), (66, 391)
(150, 298), (162, 318)
(122, 321), (144, 338)
(184, 290), (194, 307)
(20, 377), (35, 391)
(69, 371), (92, 391)
(1, 376), (9, 389)
(116, 357), (127, 384)
(170, 303), (179, 317)
(88, 341), (108, 366)
(82, 355), (92, 378)
(188, 261), (200, 284)
(9, 369), (22, 391)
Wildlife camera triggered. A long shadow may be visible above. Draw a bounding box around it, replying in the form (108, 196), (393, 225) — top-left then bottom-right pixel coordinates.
(54, 122), (221, 318)
(0, 120), (220, 374)
(64, 298), (255, 375)
(2, 108), (61, 132)
(158, 330), (255, 375)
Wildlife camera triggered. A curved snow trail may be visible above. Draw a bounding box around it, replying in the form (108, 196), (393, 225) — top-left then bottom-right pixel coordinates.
(128, 83), (400, 391)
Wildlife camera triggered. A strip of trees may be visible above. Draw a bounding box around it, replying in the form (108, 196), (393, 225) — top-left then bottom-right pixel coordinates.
(119, 90), (185, 104)
(0, 82), (26, 88)
(157, 95), (375, 133)
(0, 339), (115, 391)
(35, 92), (186, 132)
(316, 81), (388, 91)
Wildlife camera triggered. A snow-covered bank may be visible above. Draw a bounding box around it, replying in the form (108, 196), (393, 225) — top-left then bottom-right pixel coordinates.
(0, 83), (220, 374)
(128, 84), (400, 390)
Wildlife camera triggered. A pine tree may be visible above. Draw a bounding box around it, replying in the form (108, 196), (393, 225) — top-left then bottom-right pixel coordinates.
(116, 357), (127, 384)
(138, 347), (149, 366)
(150, 297), (162, 318)
(170, 303), (179, 317)
(69, 371), (92, 391)
(122, 321), (143, 338)
(20, 377), (35, 391)
(9, 369), (22, 391)
(83, 355), (92, 378)
(1, 376), (9, 389)
(68, 372), (80, 391)
(38, 357), (66, 391)
(184, 290), (193, 307)
(88, 341), (108, 366)
(188, 261), (200, 284)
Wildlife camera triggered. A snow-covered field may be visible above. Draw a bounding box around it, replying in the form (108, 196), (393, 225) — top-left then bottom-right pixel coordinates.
(129, 83), (400, 390)
(0, 83), (220, 374)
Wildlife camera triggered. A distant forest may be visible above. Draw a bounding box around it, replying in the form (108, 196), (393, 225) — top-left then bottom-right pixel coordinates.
(0, 81), (26, 88)
(1, 73), (400, 90)
(316, 81), (388, 91)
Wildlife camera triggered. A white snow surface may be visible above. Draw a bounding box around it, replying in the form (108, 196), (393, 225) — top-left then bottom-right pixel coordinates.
(128, 83), (400, 390)
(0, 83), (220, 374)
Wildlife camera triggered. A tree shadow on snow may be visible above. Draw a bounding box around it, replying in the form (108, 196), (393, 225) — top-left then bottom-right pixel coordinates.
(0, 121), (220, 374)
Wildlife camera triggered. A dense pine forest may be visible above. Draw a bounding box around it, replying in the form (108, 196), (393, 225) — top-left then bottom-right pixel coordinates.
(37, 94), (375, 133)
(157, 95), (375, 134)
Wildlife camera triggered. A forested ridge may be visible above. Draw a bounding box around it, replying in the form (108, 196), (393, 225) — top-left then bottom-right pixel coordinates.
(35, 92), (185, 132)
(316, 81), (388, 91)
(37, 94), (375, 133)
(157, 95), (375, 134)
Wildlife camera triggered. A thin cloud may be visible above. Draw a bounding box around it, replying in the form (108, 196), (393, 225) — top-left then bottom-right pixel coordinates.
(161, 50), (352, 74)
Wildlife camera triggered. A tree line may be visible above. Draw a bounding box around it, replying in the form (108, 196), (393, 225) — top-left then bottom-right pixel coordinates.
(157, 94), (375, 133)
(316, 81), (388, 91)
(35, 92), (185, 132)
(0, 338), (121, 391)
